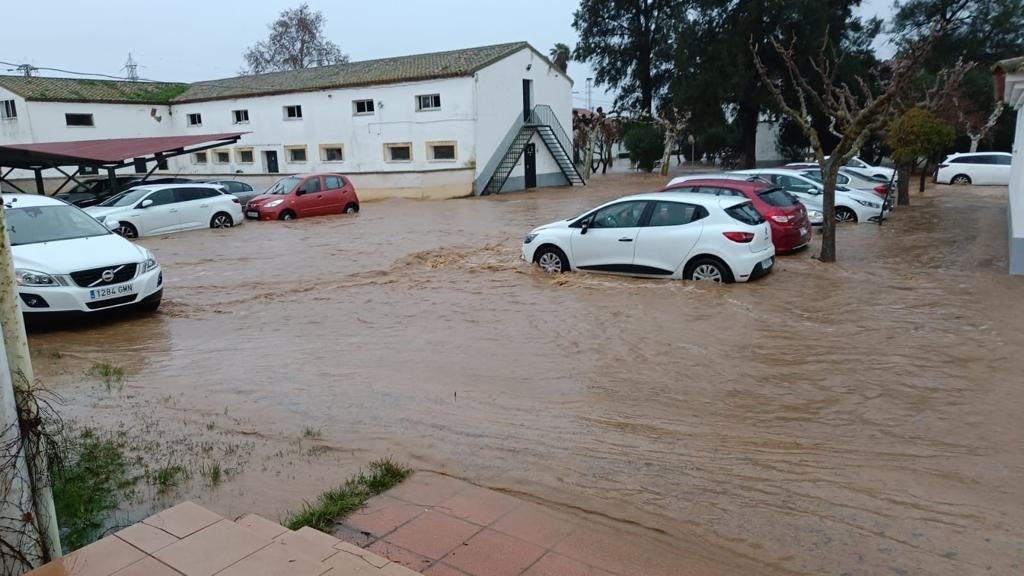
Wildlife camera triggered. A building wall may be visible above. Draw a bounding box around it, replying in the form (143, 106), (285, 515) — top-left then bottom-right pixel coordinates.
(0, 88), (33, 143)
(756, 120), (784, 166)
(1007, 82), (1024, 275)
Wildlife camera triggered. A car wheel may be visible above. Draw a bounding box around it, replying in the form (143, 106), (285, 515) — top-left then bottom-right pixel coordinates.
(115, 222), (138, 238)
(835, 207), (857, 223)
(951, 174), (972, 185)
(279, 210), (296, 221)
(344, 203), (359, 214)
(534, 246), (570, 273)
(685, 257), (733, 283)
(210, 212), (233, 228)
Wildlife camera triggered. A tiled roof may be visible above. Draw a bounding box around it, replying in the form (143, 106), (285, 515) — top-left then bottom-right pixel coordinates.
(995, 56), (1024, 74)
(0, 76), (188, 104)
(173, 42), (532, 102)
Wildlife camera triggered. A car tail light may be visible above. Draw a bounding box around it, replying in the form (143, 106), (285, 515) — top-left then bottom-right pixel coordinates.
(723, 232), (755, 243)
(873, 185), (888, 196)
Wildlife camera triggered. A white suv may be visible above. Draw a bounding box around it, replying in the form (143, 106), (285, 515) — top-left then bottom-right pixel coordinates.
(522, 192), (775, 283)
(85, 184), (243, 238)
(4, 194), (163, 317)
(935, 152), (1012, 185)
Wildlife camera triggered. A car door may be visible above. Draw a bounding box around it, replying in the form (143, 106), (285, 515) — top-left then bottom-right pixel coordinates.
(569, 200), (649, 272)
(133, 188), (180, 235)
(294, 176), (326, 217)
(633, 201), (706, 275)
(992, 154), (1012, 185)
(175, 187), (220, 230)
(322, 175), (345, 213)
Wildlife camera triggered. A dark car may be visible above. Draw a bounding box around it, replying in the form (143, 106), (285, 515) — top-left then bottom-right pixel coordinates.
(204, 180), (258, 205)
(53, 176), (143, 208)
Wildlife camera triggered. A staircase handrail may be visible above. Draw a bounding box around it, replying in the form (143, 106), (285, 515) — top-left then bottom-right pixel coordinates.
(475, 114), (527, 195)
(528, 105), (573, 160)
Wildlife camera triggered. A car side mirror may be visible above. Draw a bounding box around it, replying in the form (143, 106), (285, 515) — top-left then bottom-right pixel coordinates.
(140, 199), (153, 208)
(105, 219), (120, 231)
(580, 221), (589, 235)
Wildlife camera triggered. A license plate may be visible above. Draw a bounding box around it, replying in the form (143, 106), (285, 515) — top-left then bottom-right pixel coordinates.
(89, 283), (134, 301)
(246, 211), (259, 218)
(762, 257), (774, 269)
(800, 227), (808, 236)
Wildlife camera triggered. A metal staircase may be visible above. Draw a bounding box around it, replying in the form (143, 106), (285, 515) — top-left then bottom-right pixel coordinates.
(475, 105), (586, 196)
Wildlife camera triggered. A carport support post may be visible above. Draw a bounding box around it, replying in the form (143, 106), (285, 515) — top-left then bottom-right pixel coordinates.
(106, 167), (119, 196)
(33, 169), (44, 195)
(0, 203), (62, 565)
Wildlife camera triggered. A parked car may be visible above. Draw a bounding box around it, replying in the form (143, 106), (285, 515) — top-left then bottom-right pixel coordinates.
(935, 152), (1012, 185)
(797, 167), (890, 199)
(666, 173), (770, 187)
(662, 178), (812, 253)
(84, 184), (243, 238)
(245, 173), (359, 220)
(786, 158), (898, 182)
(522, 192), (775, 283)
(204, 180), (259, 205)
(53, 176), (143, 208)
(733, 169), (887, 223)
(4, 193), (163, 317)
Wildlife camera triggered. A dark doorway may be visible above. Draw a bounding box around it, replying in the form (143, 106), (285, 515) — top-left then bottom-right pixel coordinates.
(523, 79), (533, 122)
(264, 150), (279, 173)
(524, 143), (537, 189)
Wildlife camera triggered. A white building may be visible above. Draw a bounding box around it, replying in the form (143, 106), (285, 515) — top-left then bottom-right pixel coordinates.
(0, 42), (582, 199)
(996, 56), (1024, 275)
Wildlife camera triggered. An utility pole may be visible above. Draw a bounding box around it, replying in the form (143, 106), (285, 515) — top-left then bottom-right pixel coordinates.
(122, 53), (139, 82)
(15, 64), (35, 77)
(0, 199), (62, 566)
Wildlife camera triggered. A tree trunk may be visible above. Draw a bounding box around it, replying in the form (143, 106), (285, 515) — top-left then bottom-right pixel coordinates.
(659, 128), (675, 177)
(738, 102), (759, 169)
(820, 168), (838, 263)
(918, 161), (928, 194)
(969, 136), (980, 153)
(896, 162), (912, 206)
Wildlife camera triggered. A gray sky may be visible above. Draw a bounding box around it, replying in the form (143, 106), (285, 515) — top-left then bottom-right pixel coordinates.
(1, 0), (894, 111)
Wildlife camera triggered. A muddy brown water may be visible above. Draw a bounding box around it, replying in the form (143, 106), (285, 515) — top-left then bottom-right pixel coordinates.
(28, 173), (1024, 575)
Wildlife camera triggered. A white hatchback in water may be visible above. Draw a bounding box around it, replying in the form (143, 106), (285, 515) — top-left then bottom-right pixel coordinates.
(3, 194), (163, 317)
(85, 183), (243, 238)
(522, 192), (775, 283)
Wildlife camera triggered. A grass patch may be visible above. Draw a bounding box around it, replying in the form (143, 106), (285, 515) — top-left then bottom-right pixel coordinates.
(50, 428), (137, 551)
(202, 462), (223, 487)
(86, 361), (125, 389)
(151, 464), (188, 492)
(284, 458), (411, 532)
(302, 427), (321, 439)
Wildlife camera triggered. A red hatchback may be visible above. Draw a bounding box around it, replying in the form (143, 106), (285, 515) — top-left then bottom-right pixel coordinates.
(245, 173), (359, 221)
(661, 178), (811, 253)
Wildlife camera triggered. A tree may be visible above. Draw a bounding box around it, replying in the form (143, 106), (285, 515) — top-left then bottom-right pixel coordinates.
(572, 0), (689, 114)
(242, 4), (347, 74)
(752, 25), (943, 262)
(885, 107), (956, 204)
(549, 43), (572, 73)
(622, 122), (665, 172)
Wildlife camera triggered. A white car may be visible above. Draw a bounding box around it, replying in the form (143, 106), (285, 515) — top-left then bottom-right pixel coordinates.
(842, 156), (897, 182)
(935, 152), (1012, 185)
(85, 183), (243, 238)
(522, 192), (775, 283)
(4, 194), (163, 317)
(733, 169), (887, 223)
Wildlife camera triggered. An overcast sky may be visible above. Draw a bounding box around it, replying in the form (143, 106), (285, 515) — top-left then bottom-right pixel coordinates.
(1, 0), (894, 110)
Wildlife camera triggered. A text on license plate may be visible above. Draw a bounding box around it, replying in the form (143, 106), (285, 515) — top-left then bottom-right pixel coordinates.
(90, 283), (134, 300)
(246, 211), (259, 218)
(762, 257), (774, 269)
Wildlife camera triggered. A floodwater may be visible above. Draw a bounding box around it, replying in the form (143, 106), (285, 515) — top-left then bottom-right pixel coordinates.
(28, 173), (1024, 575)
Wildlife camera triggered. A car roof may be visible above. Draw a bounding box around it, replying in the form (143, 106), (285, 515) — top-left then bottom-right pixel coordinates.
(1, 193), (68, 208)
(947, 151), (1011, 157)
(615, 191), (752, 208)
(663, 178), (771, 191)
(126, 183), (225, 191)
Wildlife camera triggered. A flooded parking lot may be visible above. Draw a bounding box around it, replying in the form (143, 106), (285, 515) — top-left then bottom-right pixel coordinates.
(28, 173), (1024, 575)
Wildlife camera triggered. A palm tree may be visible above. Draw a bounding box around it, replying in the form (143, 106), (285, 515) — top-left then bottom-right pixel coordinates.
(549, 43), (571, 73)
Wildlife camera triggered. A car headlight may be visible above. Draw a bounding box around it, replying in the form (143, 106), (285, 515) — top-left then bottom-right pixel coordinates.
(264, 199), (284, 208)
(807, 210), (823, 221)
(524, 233), (538, 244)
(15, 269), (59, 287)
(142, 257), (158, 272)
(854, 199), (881, 208)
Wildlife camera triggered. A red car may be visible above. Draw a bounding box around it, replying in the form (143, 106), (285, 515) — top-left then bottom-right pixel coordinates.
(245, 173), (359, 221)
(662, 178), (811, 253)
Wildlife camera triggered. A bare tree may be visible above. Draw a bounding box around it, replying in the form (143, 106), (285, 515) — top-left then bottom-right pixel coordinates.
(656, 104), (689, 176)
(954, 95), (1006, 153)
(243, 4), (347, 74)
(751, 25), (943, 262)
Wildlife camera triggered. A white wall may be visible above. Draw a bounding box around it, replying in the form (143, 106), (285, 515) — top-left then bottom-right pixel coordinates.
(0, 88), (32, 144)
(1006, 72), (1024, 275)
(756, 121), (784, 165)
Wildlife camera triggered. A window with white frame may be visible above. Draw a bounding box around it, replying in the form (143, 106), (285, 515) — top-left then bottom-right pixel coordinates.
(193, 151), (208, 164)
(213, 150), (231, 164)
(385, 143), (412, 162)
(187, 113), (202, 126)
(427, 141), (457, 161)
(353, 99), (375, 115)
(283, 105), (303, 119)
(416, 94), (441, 111)
(236, 148), (254, 164)
(65, 113), (94, 127)
(1, 99), (16, 120)
(320, 144), (345, 162)
(286, 146), (307, 163)
(232, 109), (249, 124)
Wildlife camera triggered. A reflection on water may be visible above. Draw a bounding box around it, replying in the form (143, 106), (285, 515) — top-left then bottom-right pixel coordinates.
(29, 175), (1024, 575)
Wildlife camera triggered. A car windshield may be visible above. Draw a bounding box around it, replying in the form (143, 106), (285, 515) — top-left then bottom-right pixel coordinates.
(5, 204), (110, 246)
(757, 188), (798, 207)
(98, 188), (152, 207)
(64, 182), (97, 195)
(266, 177), (301, 195)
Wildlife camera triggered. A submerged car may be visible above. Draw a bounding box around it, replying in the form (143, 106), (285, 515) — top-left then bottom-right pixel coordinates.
(935, 152), (1012, 185)
(523, 192), (775, 283)
(733, 169), (887, 223)
(4, 194), (162, 317)
(245, 173), (359, 220)
(85, 184), (243, 238)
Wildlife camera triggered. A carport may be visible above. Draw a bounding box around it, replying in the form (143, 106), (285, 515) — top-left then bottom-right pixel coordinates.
(0, 132), (246, 196)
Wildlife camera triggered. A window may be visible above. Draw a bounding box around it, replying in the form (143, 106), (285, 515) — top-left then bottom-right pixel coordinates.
(725, 202), (765, 225)
(177, 187), (220, 202)
(416, 94), (441, 111)
(848, 158), (868, 169)
(65, 113), (94, 127)
(145, 189), (177, 207)
(157, 157), (168, 170)
(232, 109), (249, 124)
(648, 202), (706, 227)
(694, 186), (742, 197)
(299, 178), (321, 194)
(385, 143), (412, 162)
(320, 144), (345, 162)
(994, 154), (1012, 166)
(1, 99), (16, 120)
(187, 113), (202, 126)
(324, 175), (344, 190)
(427, 141), (457, 161)
(192, 151), (208, 164)
(224, 181), (252, 193)
(286, 146), (307, 163)
(353, 99), (375, 115)
(284, 105), (303, 119)
(589, 201), (648, 229)
(757, 188), (798, 207)
(213, 150), (231, 164)
(236, 148), (254, 164)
